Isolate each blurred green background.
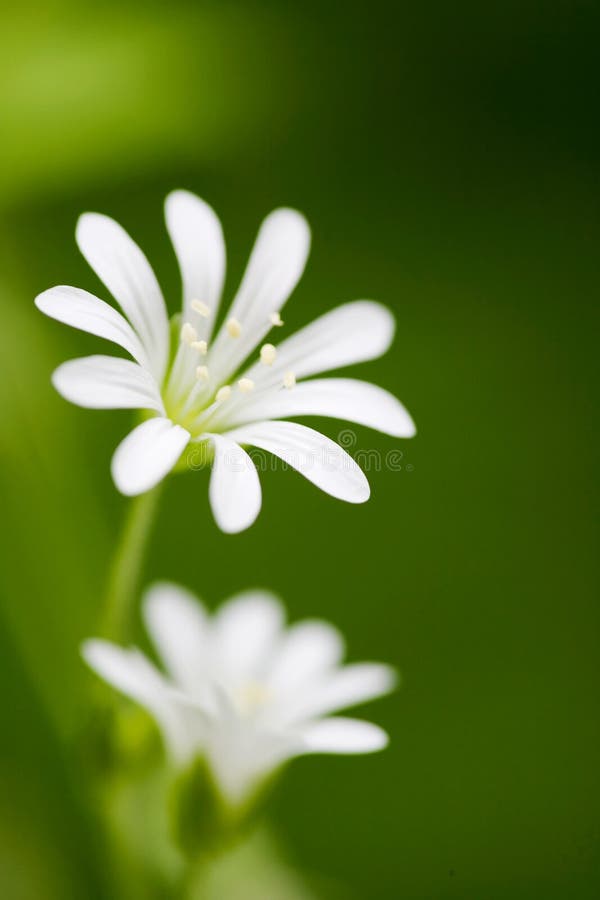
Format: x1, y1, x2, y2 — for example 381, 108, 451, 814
1, 0, 599, 897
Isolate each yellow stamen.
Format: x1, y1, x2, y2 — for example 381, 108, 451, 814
260, 343, 277, 366
180, 322, 197, 345
191, 340, 207, 355
191, 299, 211, 317
226, 317, 242, 338
283, 371, 296, 389
195, 365, 209, 381
269, 311, 284, 327
216, 385, 232, 402
238, 377, 255, 394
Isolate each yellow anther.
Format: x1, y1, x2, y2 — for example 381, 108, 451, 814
195, 365, 209, 381
180, 322, 197, 345
226, 317, 242, 338
283, 371, 296, 389
191, 299, 211, 317
269, 311, 284, 327
216, 385, 232, 402
191, 340, 207, 355
238, 377, 255, 394
260, 343, 277, 366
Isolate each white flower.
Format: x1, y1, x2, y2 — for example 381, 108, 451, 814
36, 191, 415, 532
83, 583, 396, 808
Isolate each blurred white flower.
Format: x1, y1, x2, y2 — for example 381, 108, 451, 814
36, 191, 415, 532
83, 583, 396, 808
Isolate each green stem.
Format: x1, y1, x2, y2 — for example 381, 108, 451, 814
178, 826, 318, 900
101, 484, 164, 641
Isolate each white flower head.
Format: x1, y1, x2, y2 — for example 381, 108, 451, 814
82, 583, 397, 809
36, 191, 415, 532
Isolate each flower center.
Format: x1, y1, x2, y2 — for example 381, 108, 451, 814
233, 680, 272, 716
163, 311, 296, 437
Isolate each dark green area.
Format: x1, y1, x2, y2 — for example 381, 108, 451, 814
0, 1, 598, 897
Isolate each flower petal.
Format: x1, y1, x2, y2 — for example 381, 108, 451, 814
225, 420, 370, 504
207, 208, 310, 384
213, 590, 285, 681
267, 620, 345, 694
165, 190, 226, 342
35, 286, 150, 369
143, 582, 209, 693
299, 717, 389, 754
81, 639, 197, 763
111, 418, 190, 496
205, 433, 262, 533
221, 378, 416, 437
76, 213, 169, 382
242, 300, 395, 389
203, 712, 295, 806
281, 663, 397, 725
52, 355, 164, 412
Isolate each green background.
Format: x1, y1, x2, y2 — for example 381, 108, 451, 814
0, 1, 598, 897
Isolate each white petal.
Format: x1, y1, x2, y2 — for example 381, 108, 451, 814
203, 711, 295, 806
300, 717, 389, 754
111, 418, 190, 496
165, 190, 225, 342
76, 213, 169, 382
35, 286, 149, 369
225, 420, 370, 504
207, 208, 310, 383
267, 620, 345, 694
213, 590, 285, 681
143, 582, 209, 693
205, 433, 262, 533
82, 639, 168, 707
81, 639, 196, 763
51, 355, 164, 412
282, 663, 397, 724
242, 300, 395, 389
222, 378, 416, 437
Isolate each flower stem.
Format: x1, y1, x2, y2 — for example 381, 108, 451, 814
101, 484, 163, 641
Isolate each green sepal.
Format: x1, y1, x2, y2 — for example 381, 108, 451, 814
170, 757, 278, 861
77, 691, 162, 780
